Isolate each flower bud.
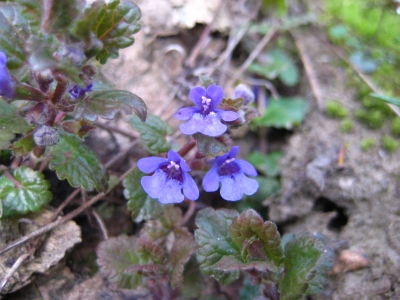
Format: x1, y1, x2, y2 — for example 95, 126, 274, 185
33, 126, 59, 147
233, 84, 255, 105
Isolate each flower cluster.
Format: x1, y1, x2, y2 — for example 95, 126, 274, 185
69, 83, 93, 99
138, 83, 258, 204
0, 51, 15, 99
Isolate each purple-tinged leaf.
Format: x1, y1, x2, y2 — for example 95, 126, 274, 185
127, 114, 172, 155
230, 209, 284, 265
97, 235, 143, 289
42, 0, 85, 34
193, 132, 228, 155
159, 206, 183, 229
49, 132, 109, 192
123, 169, 163, 222
195, 207, 241, 284
136, 233, 167, 264
61, 120, 96, 139
170, 228, 198, 288
124, 264, 166, 276
74, 90, 147, 122
0, 167, 52, 218
278, 233, 334, 300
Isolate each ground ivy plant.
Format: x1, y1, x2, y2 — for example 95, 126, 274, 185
0, 1, 334, 299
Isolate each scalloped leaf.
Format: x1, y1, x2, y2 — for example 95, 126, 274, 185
0, 99, 33, 145
230, 209, 284, 266
97, 235, 143, 289
0, 3, 30, 70
123, 169, 163, 222
159, 205, 182, 229
252, 97, 309, 129
127, 114, 172, 155
170, 229, 198, 288
195, 207, 241, 284
0, 166, 52, 218
49, 132, 109, 192
278, 233, 334, 300
9, 134, 35, 157
193, 133, 227, 155
74, 90, 147, 123
71, 0, 137, 65
248, 151, 283, 177
41, 0, 85, 34
136, 233, 167, 264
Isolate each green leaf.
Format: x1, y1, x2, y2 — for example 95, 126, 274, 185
91, 0, 141, 64
278, 233, 334, 300
193, 133, 228, 155
26, 34, 59, 72
0, 166, 52, 218
181, 255, 205, 298
248, 151, 283, 177
123, 169, 163, 222
252, 97, 309, 129
9, 134, 35, 157
261, 0, 287, 16
195, 208, 241, 284
74, 90, 147, 123
49, 132, 109, 192
0, 99, 33, 135
370, 93, 400, 107
127, 114, 172, 155
170, 228, 198, 288
135, 233, 167, 264
230, 209, 284, 266
97, 235, 143, 289
41, 0, 85, 34
0, 3, 29, 70
0, 131, 14, 149
199, 75, 215, 88
239, 276, 261, 300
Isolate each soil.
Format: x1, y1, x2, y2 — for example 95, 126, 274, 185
2, 0, 400, 299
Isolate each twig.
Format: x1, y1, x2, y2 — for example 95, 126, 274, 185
0, 253, 30, 291
186, 0, 225, 67
96, 122, 139, 140
227, 24, 280, 87
291, 30, 325, 111
92, 210, 109, 240
180, 200, 196, 226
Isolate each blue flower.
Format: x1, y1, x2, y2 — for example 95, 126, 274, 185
137, 150, 199, 204
233, 84, 255, 105
202, 146, 258, 201
69, 83, 93, 99
0, 51, 15, 98
174, 84, 239, 137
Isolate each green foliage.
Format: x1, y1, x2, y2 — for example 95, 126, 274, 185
49, 132, 109, 192
193, 133, 227, 155
239, 276, 261, 300
0, 166, 52, 218
371, 93, 400, 107
253, 97, 309, 129
74, 90, 147, 123
248, 151, 283, 177
391, 118, 400, 135
123, 169, 163, 222
381, 135, 398, 153
355, 109, 384, 129
261, 0, 287, 16
278, 233, 334, 300
10, 135, 35, 157
0, 99, 33, 136
127, 114, 172, 155
360, 137, 375, 152
325, 100, 348, 119
340, 119, 353, 133
248, 49, 299, 86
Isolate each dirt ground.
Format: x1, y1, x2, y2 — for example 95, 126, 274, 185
3, 0, 400, 299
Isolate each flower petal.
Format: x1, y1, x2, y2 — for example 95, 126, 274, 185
180, 112, 227, 136
179, 158, 191, 172
174, 107, 197, 120
220, 176, 243, 201
159, 179, 185, 204
207, 85, 224, 109
137, 157, 167, 173
167, 150, 181, 162
235, 172, 259, 196
189, 86, 207, 106
216, 109, 239, 122
202, 165, 220, 192
141, 170, 166, 198
236, 159, 257, 176
229, 146, 239, 158
183, 172, 199, 200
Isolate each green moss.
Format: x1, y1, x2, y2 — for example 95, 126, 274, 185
381, 135, 398, 153
325, 100, 348, 119
356, 109, 385, 129
360, 137, 375, 152
340, 119, 353, 133
391, 118, 400, 135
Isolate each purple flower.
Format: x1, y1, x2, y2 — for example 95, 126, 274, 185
202, 146, 258, 201
174, 84, 239, 137
69, 83, 93, 99
233, 84, 255, 105
137, 150, 199, 204
0, 51, 15, 98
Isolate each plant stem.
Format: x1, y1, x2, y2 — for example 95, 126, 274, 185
178, 139, 197, 158
50, 79, 69, 106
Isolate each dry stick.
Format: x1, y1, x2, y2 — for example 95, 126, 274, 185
186, 0, 225, 68
227, 24, 279, 87
96, 122, 139, 140
92, 210, 109, 240
291, 30, 325, 111
0, 253, 30, 290
0, 163, 137, 255
180, 200, 196, 226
